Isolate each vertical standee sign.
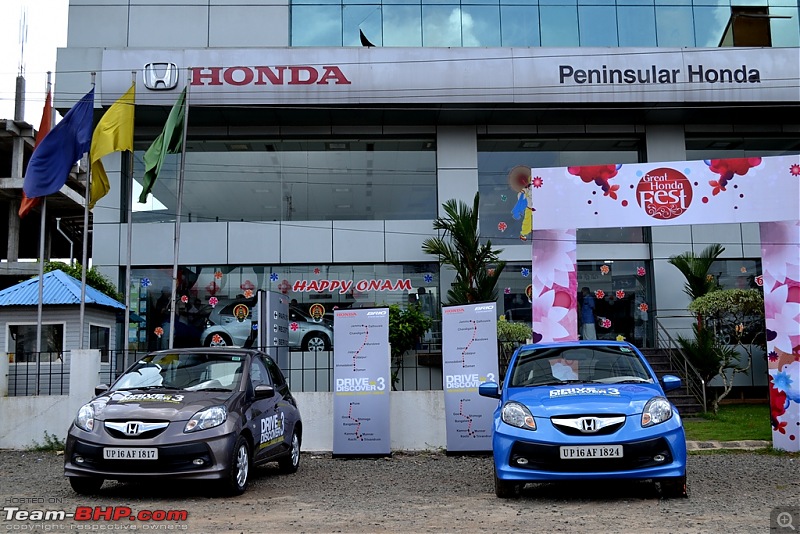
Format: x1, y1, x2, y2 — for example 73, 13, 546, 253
442, 303, 500, 453
257, 291, 289, 372
332, 307, 391, 456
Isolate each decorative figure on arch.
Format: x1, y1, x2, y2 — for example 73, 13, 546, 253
508, 165, 535, 241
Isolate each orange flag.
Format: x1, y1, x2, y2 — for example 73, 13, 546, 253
19, 90, 53, 218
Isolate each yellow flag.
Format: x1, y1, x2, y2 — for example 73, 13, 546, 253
89, 83, 135, 208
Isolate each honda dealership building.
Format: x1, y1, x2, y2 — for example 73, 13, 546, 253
54, 1, 799, 387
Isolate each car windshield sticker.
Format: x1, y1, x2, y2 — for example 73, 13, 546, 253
620, 347, 632, 352
259, 412, 286, 450
116, 393, 185, 403
232, 356, 241, 361
550, 387, 621, 397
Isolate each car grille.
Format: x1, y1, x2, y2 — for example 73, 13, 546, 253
71, 441, 213, 472
104, 421, 170, 440
550, 415, 626, 436
509, 437, 673, 473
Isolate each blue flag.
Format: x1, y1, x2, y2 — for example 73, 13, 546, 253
23, 88, 95, 199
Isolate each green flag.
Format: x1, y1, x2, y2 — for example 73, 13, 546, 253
138, 87, 187, 203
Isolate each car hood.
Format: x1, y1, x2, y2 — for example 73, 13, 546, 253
505, 383, 665, 417
89, 389, 234, 421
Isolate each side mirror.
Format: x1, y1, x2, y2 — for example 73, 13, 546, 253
94, 384, 109, 396
478, 381, 501, 399
661, 375, 682, 392
254, 384, 275, 400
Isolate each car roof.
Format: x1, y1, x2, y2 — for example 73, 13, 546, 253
147, 347, 259, 357
517, 340, 636, 351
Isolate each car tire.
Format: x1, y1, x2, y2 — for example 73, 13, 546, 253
221, 435, 251, 496
204, 332, 232, 347
277, 430, 301, 474
69, 476, 104, 495
494, 467, 520, 499
660, 474, 688, 498
303, 333, 330, 352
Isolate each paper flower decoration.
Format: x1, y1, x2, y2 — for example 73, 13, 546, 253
498, 222, 508, 232
180, 295, 188, 303
141, 278, 151, 288
600, 265, 610, 275
209, 297, 219, 307
424, 274, 433, 283
616, 290, 625, 299
154, 327, 164, 338
270, 272, 279, 282
244, 289, 254, 298
214, 271, 223, 280
638, 303, 649, 312
595, 289, 605, 299
600, 318, 612, 329
637, 267, 646, 276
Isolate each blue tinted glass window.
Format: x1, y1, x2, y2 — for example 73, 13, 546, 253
618, 6, 657, 45
384, 4, 423, 45
693, 6, 730, 46
540, 6, 579, 45
578, 6, 619, 46
344, 5, 383, 45
770, 7, 800, 46
462, 6, 502, 45
422, 5, 464, 45
500, 6, 541, 45
292, 6, 343, 45
655, 6, 696, 46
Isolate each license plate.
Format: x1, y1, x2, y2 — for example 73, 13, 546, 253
103, 447, 158, 460
559, 445, 623, 459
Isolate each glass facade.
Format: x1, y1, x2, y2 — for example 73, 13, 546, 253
477, 137, 645, 247
130, 263, 440, 352
131, 139, 437, 224
291, 0, 800, 47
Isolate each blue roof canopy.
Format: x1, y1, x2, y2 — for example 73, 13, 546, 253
0, 270, 125, 310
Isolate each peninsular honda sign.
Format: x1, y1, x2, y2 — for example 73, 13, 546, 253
99, 47, 799, 106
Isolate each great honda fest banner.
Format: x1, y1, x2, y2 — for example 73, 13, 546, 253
332, 307, 391, 456
441, 303, 500, 453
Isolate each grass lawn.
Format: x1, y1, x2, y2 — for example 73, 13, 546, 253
683, 403, 772, 442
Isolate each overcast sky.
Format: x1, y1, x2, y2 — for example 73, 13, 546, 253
0, 0, 68, 125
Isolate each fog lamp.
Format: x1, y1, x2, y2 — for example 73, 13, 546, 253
193, 458, 205, 465
516, 457, 529, 466
653, 454, 666, 462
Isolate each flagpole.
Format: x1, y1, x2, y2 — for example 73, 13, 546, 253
168, 74, 190, 349
123, 71, 136, 360
34, 73, 53, 395
79, 72, 97, 349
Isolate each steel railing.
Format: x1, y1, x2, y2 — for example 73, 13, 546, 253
654, 317, 707, 412
6, 351, 69, 396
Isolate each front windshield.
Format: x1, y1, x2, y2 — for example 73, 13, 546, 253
509, 345, 652, 387
111, 352, 245, 392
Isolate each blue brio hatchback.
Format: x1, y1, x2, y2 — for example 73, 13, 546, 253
479, 340, 687, 498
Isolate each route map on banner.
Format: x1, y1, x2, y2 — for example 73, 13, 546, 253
332, 308, 391, 456
441, 303, 500, 452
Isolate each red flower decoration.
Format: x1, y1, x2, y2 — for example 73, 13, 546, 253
290, 322, 299, 331
740, 266, 747, 273
709, 179, 725, 196
603, 183, 620, 200
278, 280, 291, 294
637, 266, 646, 276
601, 318, 612, 329
638, 303, 649, 312
154, 327, 164, 338
600, 265, 610, 275
790, 164, 800, 177
244, 289, 254, 298
209, 297, 219, 307
775, 420, 788, 434
314, 268, 321, 275
180, 295, 188, 304
240, 280, 255, 291
212, 334, 223, 345
755, 275, 764, 287
498, 222, 508, 232
616, 290, 625, 299
595, 289, 605, 299
214, 271, 223, 280
532, 176, 544, 188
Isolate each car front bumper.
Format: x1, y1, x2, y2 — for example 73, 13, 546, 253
64, 425, 237, 482
492, 414, 687, 482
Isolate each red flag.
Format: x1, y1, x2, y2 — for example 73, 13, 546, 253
19, 90, 53, 219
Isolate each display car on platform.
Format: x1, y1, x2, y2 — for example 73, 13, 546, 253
479, 340, 687, 498
64, 348, 302, 496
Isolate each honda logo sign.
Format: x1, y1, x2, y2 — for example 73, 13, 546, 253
580, 418, 597, 433
143, 62, 179, 90
125, 422, 140, 436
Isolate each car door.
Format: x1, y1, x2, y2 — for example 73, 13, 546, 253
262, 355, 298, 454
246, 356, 281, 463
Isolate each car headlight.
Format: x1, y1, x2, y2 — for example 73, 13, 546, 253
642, 396, 673, 427
501, 401, 536, 430
75, 403, 95, 432
184, 406, 227, 433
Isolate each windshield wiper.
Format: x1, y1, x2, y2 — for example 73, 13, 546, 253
116, 385, 181, 391
192, 387, 233, 392
532, 379, 604, 386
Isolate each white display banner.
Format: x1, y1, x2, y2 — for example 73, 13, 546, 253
520, 155, 800, 230
441, 303, 500, 453
99, 47, 800, 106
332, 307, 391, 456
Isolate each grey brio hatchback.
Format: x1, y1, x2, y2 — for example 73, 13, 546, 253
64, 348, 302, 496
